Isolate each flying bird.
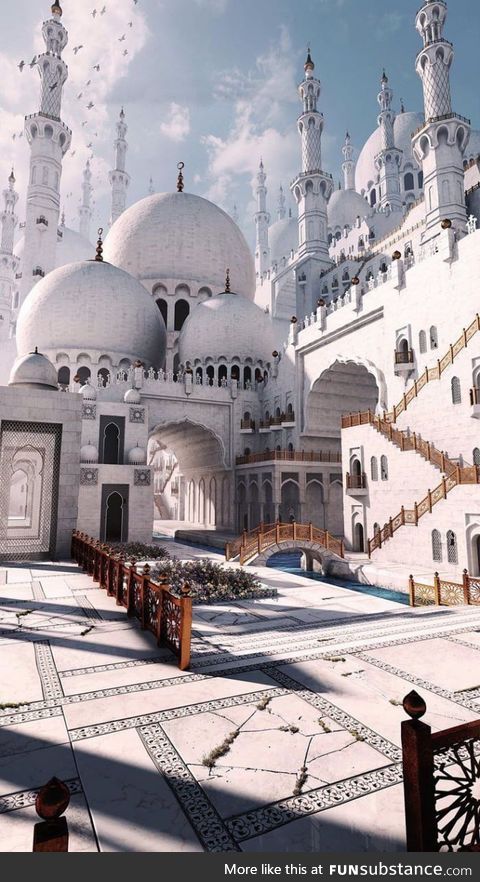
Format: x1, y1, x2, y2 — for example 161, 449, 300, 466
91, 8, 97, 17
127, 21, 133, 27
122, 49, 128, 56
77, 92, 83, 99
29, 56, 37, 67
93, 64, 100, 71
70, 150, 76, 156
81, 121, 88, 127
86, 142, 92, 149
85, 79, 91, 86
73, 45, 84, 54
87, 101, 94, 109
18, 60, 25, 71
100, 5, 106, 13
118, 34, 126, 41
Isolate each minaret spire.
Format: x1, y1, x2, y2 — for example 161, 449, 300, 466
254, 159, 270, 279
342, 132, 355, 191
277, 185, 286, 221
19, 0, 71, 310
79, 159, 93, 240
374, 70, 402, 212
412, 1, 470, 233
109, 107, 130, 226
0, 169, 19, 345
148, 176, 154, 196
290, 47, 333, 316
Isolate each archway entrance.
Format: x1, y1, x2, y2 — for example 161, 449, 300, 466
354, 522, 365, 553
105, 492, 124, 542
475, 535, 480, 577
305, 361, 380, 441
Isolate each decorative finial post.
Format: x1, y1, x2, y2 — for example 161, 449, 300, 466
33, 776, 70, 852
177, 162, 185, 193
95, 227, 104, 262
225, 268, 231, 293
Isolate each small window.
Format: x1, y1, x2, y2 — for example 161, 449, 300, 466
174, 299, 189, 332
432, 529, 442, 562
419, 330, 427, 354
380, 455, 388, 481
370, 456, 378, 481
447, 530, 458, 564
430, 326, 438, 349
451, 376, 462, 405
473, 448, 480, 466
404, 172, 415, 192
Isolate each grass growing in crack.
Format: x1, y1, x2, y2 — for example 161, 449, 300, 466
80, 625, 94, 637
256, 696, 272, 711
202, 730, 239, 769
389, 698, 402, 706
15, 609, 34, 623
323, 656, 346, 663
318, 718, 331, 733
279, 725, 300, 734
349, 728, 365, 742
0, 701, 25, 710
293, 766, 308, 796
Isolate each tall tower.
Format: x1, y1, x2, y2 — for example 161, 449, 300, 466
79, 159, 93, 240
342, 132, 355, 191
254, 160, 270, 278
20, 0, 71, 308
109, 108, 130, 227
0, 170, 19, 341
277, 185, 286, 220
412, 1, 470, 233
290, 50, 333, 316
374, 72, 402, 212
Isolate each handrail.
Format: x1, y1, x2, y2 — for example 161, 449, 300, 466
70, 531, 192, 670
408, 570, 480, 607
235, 449, 342, 466
225, 521, 345, 565
343, 313, 480, 427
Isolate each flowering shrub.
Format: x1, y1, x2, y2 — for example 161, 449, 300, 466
151, 557, 277, 604
110, 541, 170, 560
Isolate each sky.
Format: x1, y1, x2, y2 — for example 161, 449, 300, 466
0, 0, 479, 247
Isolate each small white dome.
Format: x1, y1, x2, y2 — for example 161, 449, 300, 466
268, 217, 298, 265
103, 191, 256, 301
124, 388, 141, 404
16, 260, 167, 367
179, 290, 275, 365
355, 111, 424, 196
79, 380, 97, 400
128, 445, 146, 464
9, 349, 58, 390
80, 444, 98, 463
327, 188, 370, 232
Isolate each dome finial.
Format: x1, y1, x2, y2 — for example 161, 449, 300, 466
381, 68, 388, 84
225, 268, 231, 293
177, 161, 185, 193
304, 46, 314, 73
51, 1, 62, 17
95, 227, 104, 262
400, 96, 405, 113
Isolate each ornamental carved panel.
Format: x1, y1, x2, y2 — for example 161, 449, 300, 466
134, 468, 151, 487
82, 403, 96, 421
80, 467, 98, 486
129, 407, 145, 424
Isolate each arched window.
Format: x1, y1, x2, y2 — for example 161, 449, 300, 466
206, 365, 215, 386
451, 376, 462, 405
404, 172, 415, 192
75, 366, 91, 385
12, 291, 19, 309
430, 326, 438, 349
102, 423, 120, 465
231, 364, 240, 381
418, 171, 424, 189
370, 188, 377, 207
57, 365, 70, 387
173, 353, 180, 377
380, 455, 388, 481
370, 456, 378, 481
156, 299, 167, 327
174, 299, 189, 331
419, 330, 427, 353
447, 530, 458, 564
97, 368, 110, 387
218, 364, 228, 387
243, 365, 252, 388
432, 529, 442, 562
473, 448, 480, 466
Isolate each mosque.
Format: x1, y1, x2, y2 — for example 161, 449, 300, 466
1, 0, 480, 589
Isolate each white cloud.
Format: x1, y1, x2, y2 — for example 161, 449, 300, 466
160, 103, 191, 142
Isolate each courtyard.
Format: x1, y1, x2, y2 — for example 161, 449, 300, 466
1, 537, 480, 852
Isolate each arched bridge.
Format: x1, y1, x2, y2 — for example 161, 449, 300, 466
225, 522, 345, 567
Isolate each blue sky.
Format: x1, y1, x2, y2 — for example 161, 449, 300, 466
0, 0, 478, 244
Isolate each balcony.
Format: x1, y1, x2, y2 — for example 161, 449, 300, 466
240, 418, 256, 434
36, 216, 48, 229
32, 267, 45, 278
258, 420, 271, 434
470, 387, 480, 419
270, 416, 283, 431
394, 347, 415, 375
282, 410, 296, 428
346, 472, 368, 497
236, 449, 343, 466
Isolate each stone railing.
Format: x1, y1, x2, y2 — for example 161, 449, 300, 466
226, 521, 344, 566
235, 449, 341, 466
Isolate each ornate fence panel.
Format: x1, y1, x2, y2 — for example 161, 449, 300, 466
409, 571, 480, 607
70, 532, 192, 670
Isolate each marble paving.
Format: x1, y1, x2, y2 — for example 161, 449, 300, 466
1, 542, 480, 852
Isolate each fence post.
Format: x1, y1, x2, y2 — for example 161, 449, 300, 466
414, 502, 418, 526
32, 777, 70, 853
309, 522, 313, 541
225, 543, 230, 562
434, 571, 441, 605
139, 564, 150, 630
179, 584, 192, 671
257, 532, 262, 554
126, 560, 137, 617
408, 574, 415, 606
401, 506, 405, 526
463, 569, 471, 605
428, 489, 432, 514
401, 692, 437, 852
292, 520, 297, 540
275, 522, 280, 543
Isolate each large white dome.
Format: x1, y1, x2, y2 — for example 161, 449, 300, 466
355, 111, 424, 196
14, 226, 93, 269
179, 291, 275, 364
103, 191, 256, 300
16, 260, 166, 366
328, 188, 370, 232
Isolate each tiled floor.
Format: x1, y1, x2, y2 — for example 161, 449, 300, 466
1, 543, 480, 852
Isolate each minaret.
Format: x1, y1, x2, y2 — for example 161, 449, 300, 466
290, 50, 333, 316
412, 1, 470, 233
20, 1, 71, 308
109, 108, 130, 227
232, 203, 239, 224
277, 185, 286, 220
374, 72, 402, 212
148, 176, 155, 196
342, 132, 355, 191
254, 159, 270, 278
79, 159, 93, 240
0, 170, 19, 341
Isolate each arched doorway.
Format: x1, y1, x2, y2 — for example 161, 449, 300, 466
305, 480, 325, 528
102, 422, 120, 464
306, 361, 380, 440
354, 522, 365, 552
75, 366, 91, 385
105, 492, 124, 541
280, 480, 300, 523
475, 536, 480, 577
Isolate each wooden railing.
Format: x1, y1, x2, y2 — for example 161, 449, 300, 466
235, 449, 342, 466
71, 531, 192, 670
346, 472, 367, 490
402, 690, 480, 851
342, 313, 480, 427
240, 418, 255, 430
394, 348, 414, 365
225, 522, 345, 566
408, 570, 480, 607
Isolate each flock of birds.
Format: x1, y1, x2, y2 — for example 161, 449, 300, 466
11, 1, 142, 225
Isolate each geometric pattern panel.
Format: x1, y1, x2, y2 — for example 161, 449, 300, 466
129, 407, 145, 424
80, 467, 98, 486
134, 468, 151, 487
